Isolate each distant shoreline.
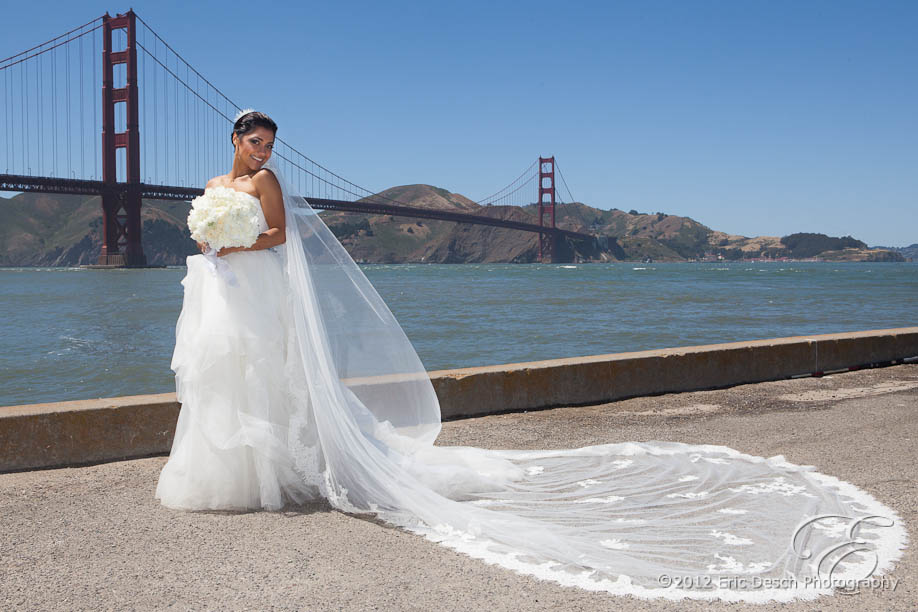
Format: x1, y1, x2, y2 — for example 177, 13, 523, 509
1, 259, 914, 270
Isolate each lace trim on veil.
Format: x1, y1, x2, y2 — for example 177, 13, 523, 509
262, 157, 907, 603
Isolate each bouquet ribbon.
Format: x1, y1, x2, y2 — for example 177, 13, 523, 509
201, 247, 240, 287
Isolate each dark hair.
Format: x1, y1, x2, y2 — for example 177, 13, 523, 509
232, 111, 278, 147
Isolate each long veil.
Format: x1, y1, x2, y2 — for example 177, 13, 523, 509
264, 156, 906, 603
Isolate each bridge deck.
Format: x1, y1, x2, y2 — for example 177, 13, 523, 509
0, 174, 594, 240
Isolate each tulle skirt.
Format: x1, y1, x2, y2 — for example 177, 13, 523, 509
155, 249, 317, 511
152, 158, 907, 602
153, 242, 907, 603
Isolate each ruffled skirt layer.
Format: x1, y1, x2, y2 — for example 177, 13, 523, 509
155, 249, 318, 511
153, 249, 907, 603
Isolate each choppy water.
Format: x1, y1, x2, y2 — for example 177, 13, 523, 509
1, 262, 915, 406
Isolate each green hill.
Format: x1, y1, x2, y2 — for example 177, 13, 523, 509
0, 192, 198, 266
0, 189, 904, 264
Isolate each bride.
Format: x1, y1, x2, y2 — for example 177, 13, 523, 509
156, 110, 905, 602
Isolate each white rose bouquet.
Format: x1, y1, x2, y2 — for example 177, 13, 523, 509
187, 186, 261, 286
187, 186, 261, 252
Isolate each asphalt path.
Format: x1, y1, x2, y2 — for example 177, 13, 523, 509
2, 364, 916, 611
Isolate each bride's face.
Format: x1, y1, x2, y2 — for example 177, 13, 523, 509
233, 126, 275, 171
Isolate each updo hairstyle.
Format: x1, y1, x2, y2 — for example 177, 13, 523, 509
231, 111, 278, 147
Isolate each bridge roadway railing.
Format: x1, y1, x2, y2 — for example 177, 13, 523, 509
1, 174, 593, 241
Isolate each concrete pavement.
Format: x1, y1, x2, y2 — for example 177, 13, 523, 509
1, 364, 916, 611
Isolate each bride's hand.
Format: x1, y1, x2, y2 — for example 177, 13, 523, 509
197, 241, 207, 253
217, 246, 243, 257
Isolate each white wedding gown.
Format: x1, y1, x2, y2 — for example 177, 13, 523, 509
156, 191, 318, 510
156, 168, 906, 603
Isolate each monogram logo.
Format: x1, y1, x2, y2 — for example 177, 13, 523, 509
792, 514, 896, 594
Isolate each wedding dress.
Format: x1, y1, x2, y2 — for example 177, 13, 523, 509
156, 158, 906, 603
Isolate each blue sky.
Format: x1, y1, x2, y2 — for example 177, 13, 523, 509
5, 0, 917, 246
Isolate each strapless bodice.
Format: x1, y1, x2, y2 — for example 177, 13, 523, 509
236, 191, 269, 233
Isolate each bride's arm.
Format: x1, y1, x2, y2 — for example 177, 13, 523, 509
218, 169, 286, 256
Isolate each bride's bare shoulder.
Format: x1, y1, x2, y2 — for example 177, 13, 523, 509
252, 168, 282, 198
205, 174, 229, 189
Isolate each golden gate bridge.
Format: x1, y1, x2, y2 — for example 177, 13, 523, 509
1, 10, 614, 265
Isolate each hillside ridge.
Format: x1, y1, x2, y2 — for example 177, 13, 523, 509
0, 186, 906, 265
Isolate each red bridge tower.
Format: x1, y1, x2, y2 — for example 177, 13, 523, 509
97, 10, 146, 266
538, 156, 556, 262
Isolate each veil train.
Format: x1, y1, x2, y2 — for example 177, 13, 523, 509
265, 156, 906, 603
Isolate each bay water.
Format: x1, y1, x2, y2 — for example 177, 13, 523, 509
1, 262, 915, 407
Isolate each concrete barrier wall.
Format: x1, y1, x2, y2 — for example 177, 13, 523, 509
431, 327, 918, 419
0, 394, 179, 473
2, 327, 916, 472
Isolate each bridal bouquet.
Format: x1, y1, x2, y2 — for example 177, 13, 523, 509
187, 186, 261, 252
187, 186, 261, 286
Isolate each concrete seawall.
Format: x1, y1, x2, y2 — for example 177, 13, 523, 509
2, 327, 916, 473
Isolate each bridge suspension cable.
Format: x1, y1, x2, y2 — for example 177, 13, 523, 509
1, 11, 595, 266
1, 17, 103, 178
555, 160, 576, 204
2, 12, 562, 215
0, 17, 103, 68
474, 159, 538, 206
134, 13, 414, 205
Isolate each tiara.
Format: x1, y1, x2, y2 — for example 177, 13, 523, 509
234, 108, 257, 122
